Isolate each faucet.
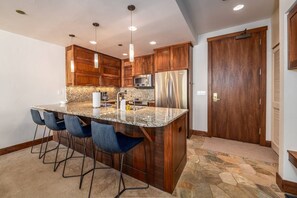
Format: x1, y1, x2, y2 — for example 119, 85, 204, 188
117, 90, 127, 110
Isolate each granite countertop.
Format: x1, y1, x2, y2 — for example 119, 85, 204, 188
33, 102, 188, 128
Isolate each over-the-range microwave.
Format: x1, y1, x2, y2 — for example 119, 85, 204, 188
134, 74, 154, 88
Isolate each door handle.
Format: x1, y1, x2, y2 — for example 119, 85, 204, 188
213, 93, 221, 102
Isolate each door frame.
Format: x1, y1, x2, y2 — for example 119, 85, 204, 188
207, 26, 267, 146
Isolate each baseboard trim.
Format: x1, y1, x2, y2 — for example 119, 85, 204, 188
191, 130, 208, 137
276, 172, 297, 195
265, 141, 272, 147
0, 136, 53, 156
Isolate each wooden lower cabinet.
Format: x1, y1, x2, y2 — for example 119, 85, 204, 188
53, 113, 187, 193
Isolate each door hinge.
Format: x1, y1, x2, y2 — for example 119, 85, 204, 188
259, 68, 262, 75
259, 128, 261, 135
259, 38, 262, 45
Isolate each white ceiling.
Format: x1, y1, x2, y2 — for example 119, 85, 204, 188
0, 0, 277, 59
179, 0, 278, 35
0, 0, 195, 58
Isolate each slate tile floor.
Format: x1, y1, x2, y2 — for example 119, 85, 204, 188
0, 136, 283, 197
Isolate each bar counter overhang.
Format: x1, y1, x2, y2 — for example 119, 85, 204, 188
33, 102, 188, 193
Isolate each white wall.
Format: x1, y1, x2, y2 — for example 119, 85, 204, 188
192, 19, 272, 141
0, 29, 65, 149
279, 0, 297, 183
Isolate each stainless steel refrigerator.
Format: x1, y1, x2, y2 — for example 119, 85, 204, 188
155, 70, 188, 109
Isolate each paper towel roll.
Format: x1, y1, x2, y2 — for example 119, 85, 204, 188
92, 92, 101, 108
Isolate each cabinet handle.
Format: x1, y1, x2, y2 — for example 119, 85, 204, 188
179, 126, 182, 133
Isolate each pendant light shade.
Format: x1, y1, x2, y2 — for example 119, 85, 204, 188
69, 34, 75, 73
94, 53, 98, 68
70, 60, 75, 72
129, 43, 134, 62
128, 5, 136, 62
93, 22, 99, 68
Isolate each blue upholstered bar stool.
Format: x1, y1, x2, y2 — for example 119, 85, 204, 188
89, 121, 149, 198
43, 111, 72, 171
62, 115, 93, 189
30, 109, 47, 159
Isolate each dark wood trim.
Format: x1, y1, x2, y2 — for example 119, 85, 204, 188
288, 150, 297, 169
276, 172, 297, 195
259, 29, 267, 146
207, 26, 267, 146
272, 43, 280, 50
191, 130, 208, 137
71, 44, 121, 60
0, 136, 53, 156
265, 141, 271, 147
207, 26, 268, 42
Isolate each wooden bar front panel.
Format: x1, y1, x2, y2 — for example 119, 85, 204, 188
53, 114, 187, 193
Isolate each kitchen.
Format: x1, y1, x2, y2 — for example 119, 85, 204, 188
0, 0, 297, 197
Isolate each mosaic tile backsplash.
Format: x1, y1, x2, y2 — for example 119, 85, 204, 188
66, 86, 119, 102
66, 86, 155, 102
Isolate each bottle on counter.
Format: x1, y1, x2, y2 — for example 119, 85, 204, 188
120, 98, 126, 111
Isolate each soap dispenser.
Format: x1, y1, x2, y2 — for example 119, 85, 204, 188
120, 97, 126, 111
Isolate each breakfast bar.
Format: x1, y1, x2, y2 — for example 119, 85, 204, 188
33, 102, 188, 193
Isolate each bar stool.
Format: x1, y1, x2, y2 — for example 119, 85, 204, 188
43, 111, 72, 171
89, 121, 149, 198
62, 115, 94, 189
30, 109, 47, 159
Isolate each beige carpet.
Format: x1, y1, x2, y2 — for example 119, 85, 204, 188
201, 137, 278, 163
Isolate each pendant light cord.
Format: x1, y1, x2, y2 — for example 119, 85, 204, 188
95, 26, 97, 52
130, 10, 133, 44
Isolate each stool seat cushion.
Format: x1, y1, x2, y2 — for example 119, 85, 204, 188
116, 132, 144, 153
81, 125, 92, 138
44, 111, 65, 131
64, 115, 92, 138
56, 121, 66, 131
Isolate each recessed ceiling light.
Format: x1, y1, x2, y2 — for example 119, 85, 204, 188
89, 40, 97, 45
16, 10, 26, 15
233, 4, 244, 11
123, 53, 128, 56
128, 26, 137, 31
150, 41, 157, 45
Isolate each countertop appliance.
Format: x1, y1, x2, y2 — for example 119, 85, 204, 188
101, 92, 109, 101
155, 70, 188, 109
134, 74, 153, 88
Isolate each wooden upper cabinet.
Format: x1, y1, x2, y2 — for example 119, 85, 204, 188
154, 43, 192, 72
65, 45, 121, 87
154, 47, 171, 72
121, 59, 134, 87
288, 3, 297, 70
133, 54, 154, 76
171, 44, 189, 70
134, 57, 143, 76
74, 46, 99, 74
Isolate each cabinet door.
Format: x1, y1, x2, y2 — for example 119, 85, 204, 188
74, 46, 99, 74
288, 3, 297, 69
75, 73, 100, 86
171, 44, 189, 70
154, 47, 170, 72
101, 65, 121, 77
142, 55, 154, 74
101, 55, 121, 67
134, 57, 143, 76
123, 78, 133, 87
101, 76, 121, 87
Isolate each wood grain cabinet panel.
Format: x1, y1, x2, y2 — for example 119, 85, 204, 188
121, 59, 134, 87
154, 47, 171, 72
288, 3, 297, 70
171, 44, 189, 70
134, 55, 154, 76
65, 45, 121, 87
134, 57, 143, 76
154, 43, 191, 72
75, 73, 100, 86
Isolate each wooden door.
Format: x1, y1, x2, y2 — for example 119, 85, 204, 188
208, 27, 267, 144
171, 44, 189, 70
154, 47, 171, 72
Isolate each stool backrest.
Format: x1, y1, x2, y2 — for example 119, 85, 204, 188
91, 121, 122, 153
64, 115, 84, 137
30, 109, 44, 125
43, 112, 61, 131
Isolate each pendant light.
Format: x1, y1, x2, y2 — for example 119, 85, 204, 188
69, 34, 75, 73
128, 5, 135, 62
93, 22, 99, 68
